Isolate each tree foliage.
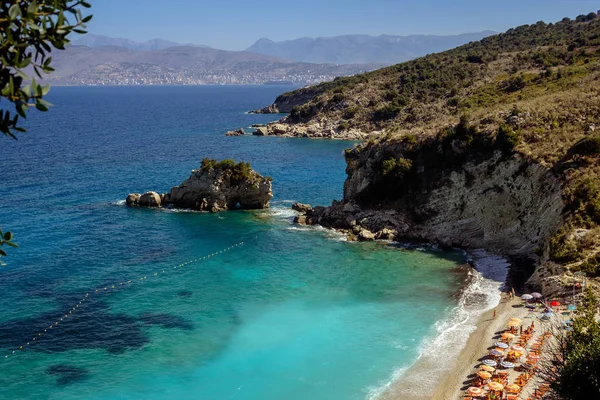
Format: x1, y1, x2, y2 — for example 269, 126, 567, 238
0, 0, 91, 139
547, 288, 600, 399
0, 0, 91, 263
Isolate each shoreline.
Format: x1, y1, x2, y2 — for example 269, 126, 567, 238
370, 250, 511, 400
430, 294, 518, 400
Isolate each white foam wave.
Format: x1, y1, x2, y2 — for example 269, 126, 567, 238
111, 200, 126, 206
366, 250, 509, 399
264, 206, 297, 219
285, 226, 311, 232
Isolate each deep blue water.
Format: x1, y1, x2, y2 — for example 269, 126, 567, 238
0, 86, 465, 399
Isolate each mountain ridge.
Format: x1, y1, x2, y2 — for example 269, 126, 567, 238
71, 33, 210, 51
245, 31, 496, 64
41, 45, 383, 85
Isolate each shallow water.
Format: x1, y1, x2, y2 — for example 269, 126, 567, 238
0, 86, 468, 399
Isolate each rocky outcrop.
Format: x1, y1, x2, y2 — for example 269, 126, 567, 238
292, 202, 312, 213
248, 104, 280, 114
139, 191, 162, 207
295, 137, 564, 259
254, 119, 372, 140
126, 159, 273, 212
253, 127, 268, 136
248, 85, 321, 114
225, 128, 245, 136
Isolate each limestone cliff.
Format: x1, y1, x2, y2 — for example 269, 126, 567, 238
127, 159, 272, 212
305, 145, 563, 257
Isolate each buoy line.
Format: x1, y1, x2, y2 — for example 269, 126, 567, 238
3, 241, 245, 360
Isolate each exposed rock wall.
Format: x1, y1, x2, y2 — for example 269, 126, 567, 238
302, 145, 564, 257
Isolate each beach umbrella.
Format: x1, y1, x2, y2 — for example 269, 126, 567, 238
495, 341, 509, 349
477, 371, 492, 379
567, 304, 577, 311
550, 301, 561, 307
512, 345, 525, 352
521, 294, 533, 300
506, 384, 521, 393
490, 349, 503, 356
501, 332, 515, 340
479, 365, 495, 372
482, 359, 498, 367
488, 382, 504, 391
500, 361, 515, 369
507, 320, 520, 327
467, 387, 484, 397
532, 292, 543, 299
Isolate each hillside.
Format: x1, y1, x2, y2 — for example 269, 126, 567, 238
42, 45, 382, 85
246, 32, 495, 64
259, 13, 600, 294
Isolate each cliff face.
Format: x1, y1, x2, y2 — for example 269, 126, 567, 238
336, 145, 563, 256
127, 159, 273, 212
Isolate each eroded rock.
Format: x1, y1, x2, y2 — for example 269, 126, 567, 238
126, 159, 273, 212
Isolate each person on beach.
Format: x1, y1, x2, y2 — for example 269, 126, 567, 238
493, 309, 496, 318
520, 326, 523, 335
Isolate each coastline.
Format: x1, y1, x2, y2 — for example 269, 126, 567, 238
430, 294, 519, 400
369, 250, 511, 400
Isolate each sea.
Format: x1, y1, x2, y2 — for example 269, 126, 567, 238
0, 86, 505, 400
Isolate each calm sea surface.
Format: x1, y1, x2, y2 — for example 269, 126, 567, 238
0, 86, 466, 399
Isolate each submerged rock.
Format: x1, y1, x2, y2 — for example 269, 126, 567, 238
126, 159, 273, 212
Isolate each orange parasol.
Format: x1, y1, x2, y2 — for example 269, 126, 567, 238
502, 332, 516, 340
467, 387, 484, 396
512, 345, 525, 352
506, 384, 521, 393
507, 320, 520, 327
477, 371, 492, 379
488, 382, 504, 391
509, 317, 522, 323
508, 350, 523, 358
479, 365, 495, 372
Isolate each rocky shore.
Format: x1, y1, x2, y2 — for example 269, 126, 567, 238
126, 159, 272, 212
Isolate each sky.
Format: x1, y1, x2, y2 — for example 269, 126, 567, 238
85, 0, 600, 50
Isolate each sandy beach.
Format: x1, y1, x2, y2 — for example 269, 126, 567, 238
430, 294, 524, 400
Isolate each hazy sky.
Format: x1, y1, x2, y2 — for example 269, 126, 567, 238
86, 0, 600, 50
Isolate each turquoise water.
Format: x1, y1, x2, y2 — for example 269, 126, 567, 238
0, 86, 466, 399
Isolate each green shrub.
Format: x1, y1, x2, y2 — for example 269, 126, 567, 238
373, 104, 402, 121
549, 227, 580, 263
200, 158, 254, 181
339, 121, 350, 131
551, 288, 600, 398
568, 136, 600, 156
381, 157, 413, 177
496, 124, 522, 151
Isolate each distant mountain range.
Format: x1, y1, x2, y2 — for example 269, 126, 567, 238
245, 32, 496, 64
43, 45, 382, 85
53, 31, 496, 85
71, 34, 210, 51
